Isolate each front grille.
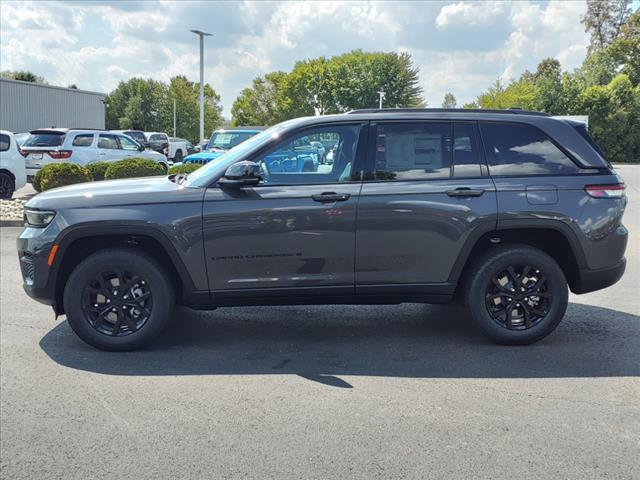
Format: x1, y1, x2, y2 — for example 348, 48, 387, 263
20, 252, 35, 284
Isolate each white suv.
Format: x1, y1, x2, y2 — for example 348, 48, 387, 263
0, 130, 27, 199
21, 129, 169, 180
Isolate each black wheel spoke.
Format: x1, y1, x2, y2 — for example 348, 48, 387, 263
123, 314, 139, 332
522, 304, 532, 328
111, 309, 123, 336
507, 266, 521, 289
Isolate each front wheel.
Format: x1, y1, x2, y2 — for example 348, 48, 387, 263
173, 149, 183, 163
464, 245, 568, 345
63, 248, 175, 351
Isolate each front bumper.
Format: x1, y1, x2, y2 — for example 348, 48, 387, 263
572, 258, 626, 294
17, 225, 59, 309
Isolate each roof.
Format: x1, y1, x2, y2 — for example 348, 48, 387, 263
347, 108, 550, 116
0, 78, 106, 97
216, 126, 265, 132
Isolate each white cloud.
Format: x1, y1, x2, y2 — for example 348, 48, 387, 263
435, 1, 505, 28
0, 0, 591, 116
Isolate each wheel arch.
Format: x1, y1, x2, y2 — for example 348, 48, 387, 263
450, 220, 587, 294
51, 224, 197, 314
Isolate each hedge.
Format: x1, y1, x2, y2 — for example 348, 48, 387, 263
35, 163, 92, 192
104, 157, 166, 180
168, 163, 202, 175
86, 162, 111, 181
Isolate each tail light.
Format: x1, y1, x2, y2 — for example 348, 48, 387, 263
585, 184, 626, 198
47, 150, 73, 160
18, 148, 27, 158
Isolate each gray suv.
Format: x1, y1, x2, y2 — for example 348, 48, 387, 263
17, 109, 628, 350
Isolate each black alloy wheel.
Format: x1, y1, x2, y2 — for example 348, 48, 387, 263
81, 269, 153, 337
485, 265, 552, 330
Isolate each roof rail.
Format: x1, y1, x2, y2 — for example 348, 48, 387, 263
346, 108, 550, 116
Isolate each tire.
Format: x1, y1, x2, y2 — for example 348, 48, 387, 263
63, 247, 175, 351
0, 172, 15, 199
173, 149, 183, 164
160, 162, 168, 173
463, 245, 568, 345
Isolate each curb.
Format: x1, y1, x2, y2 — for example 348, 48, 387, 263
0, 219, 24, 227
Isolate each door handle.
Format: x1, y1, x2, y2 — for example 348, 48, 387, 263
311, 192, 351, 202
446, 188, 485, 197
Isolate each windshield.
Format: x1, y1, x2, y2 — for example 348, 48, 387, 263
207, 131, 256, 150
184, 121, 297, 188
24, 132, 65, 147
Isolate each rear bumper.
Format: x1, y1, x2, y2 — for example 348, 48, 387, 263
572, 258, 626, 294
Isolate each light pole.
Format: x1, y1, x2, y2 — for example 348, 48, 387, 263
190, 29, 212, 144
377, 90, 385, 109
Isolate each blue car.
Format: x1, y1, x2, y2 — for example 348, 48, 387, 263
183, 127, 264, 165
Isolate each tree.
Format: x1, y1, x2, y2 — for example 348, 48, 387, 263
533, 58, 564, 114
442, 93, 457, 108
1, 70, 47, 84
608, 10, 640, 85
581, 0, 632, 52
231, 72, 288, 126
230, 50, 424, 126
105, 77, 223, 143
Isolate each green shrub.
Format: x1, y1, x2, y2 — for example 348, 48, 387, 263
37, 163, 92, 192
86, 162, 110, 181
168, 163, 202, 175
104, 157, 166, 180
32, 169, 43, 192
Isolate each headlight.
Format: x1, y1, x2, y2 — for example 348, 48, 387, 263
24, 208, 56, 227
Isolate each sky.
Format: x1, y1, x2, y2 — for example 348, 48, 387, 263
1, 0, 595, 117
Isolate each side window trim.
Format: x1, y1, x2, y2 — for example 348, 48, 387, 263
452, 121, 488, 179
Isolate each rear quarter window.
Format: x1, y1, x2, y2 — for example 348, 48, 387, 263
72, 134, 94, 147
480, 122, 579, 176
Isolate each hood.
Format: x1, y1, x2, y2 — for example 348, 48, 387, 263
26, 176, 198, 211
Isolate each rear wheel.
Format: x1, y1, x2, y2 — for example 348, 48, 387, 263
173, 149, 183, 163
464, 245, 568, 345
63, 248, 174, 351
0, 172, 15, 199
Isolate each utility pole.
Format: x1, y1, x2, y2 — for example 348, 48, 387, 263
173, 99, 176, 137
190, 29, 212, 144
377, 90, 385, 109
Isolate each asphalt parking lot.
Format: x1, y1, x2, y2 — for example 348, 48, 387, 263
1, 166, 639, 479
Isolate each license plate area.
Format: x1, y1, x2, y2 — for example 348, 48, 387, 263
31, 153, 43, 160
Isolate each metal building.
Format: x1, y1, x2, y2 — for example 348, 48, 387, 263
0, 79, 106, 133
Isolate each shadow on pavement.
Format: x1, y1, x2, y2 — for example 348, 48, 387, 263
39, 302, 640, 387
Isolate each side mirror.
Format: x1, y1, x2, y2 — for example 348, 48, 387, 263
219, 161, 261, 188
137, 144, 145, 152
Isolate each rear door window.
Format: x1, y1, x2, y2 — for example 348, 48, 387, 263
0, 134, 9, 151
480, 122, 579, 176
23, 132, 65, 147
98, 134, 120, 149
453, 123, 483, 178
373, 122, 451, 180
72, 134, 94, 147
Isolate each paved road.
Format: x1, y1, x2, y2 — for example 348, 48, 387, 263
1, 166, 639, 479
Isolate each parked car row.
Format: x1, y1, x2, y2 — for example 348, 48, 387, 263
20, 128, 169, 181
0, 125, 263, 198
